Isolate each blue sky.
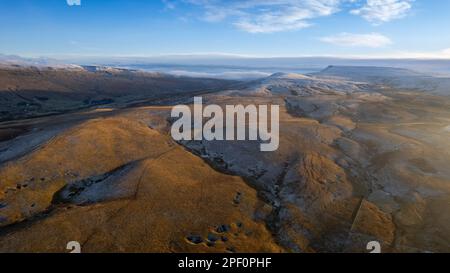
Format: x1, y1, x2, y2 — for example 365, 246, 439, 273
0, 0, 449, 58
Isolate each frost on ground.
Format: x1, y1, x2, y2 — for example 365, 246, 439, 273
0, 66, 449, 253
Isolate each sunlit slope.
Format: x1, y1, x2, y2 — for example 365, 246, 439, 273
180, 78, 450, 252
0, 116, 280, 252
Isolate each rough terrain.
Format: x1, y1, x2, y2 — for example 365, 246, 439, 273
0, 65, 449, 253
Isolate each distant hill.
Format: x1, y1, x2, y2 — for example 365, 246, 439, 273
234, 71, 373, 97
317, 65, 425, 79
0, 65, 235, 121
314, 65, 450, 95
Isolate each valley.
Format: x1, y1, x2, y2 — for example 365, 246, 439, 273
0, 65, 449, 253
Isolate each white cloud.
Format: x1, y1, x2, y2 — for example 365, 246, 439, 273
233, 8, 313, 33
442, 48, 450, 56
183, 0, 349, 33
321, 32, 392, 47
173, 0, 415, 32
350, 0, 413, 24
67, 0, 81, 6
162, 0, 176, 10
385, 48, 450, 59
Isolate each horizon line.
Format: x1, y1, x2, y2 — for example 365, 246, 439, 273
2, 52, 450, 61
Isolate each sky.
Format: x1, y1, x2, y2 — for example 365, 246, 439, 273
0, 0, 449, 58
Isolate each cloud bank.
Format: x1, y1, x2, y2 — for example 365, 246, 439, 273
320, 32, 392, 48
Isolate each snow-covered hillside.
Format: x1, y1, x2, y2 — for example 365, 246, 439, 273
239, 72, 374, 96
314, 66, 450, 95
